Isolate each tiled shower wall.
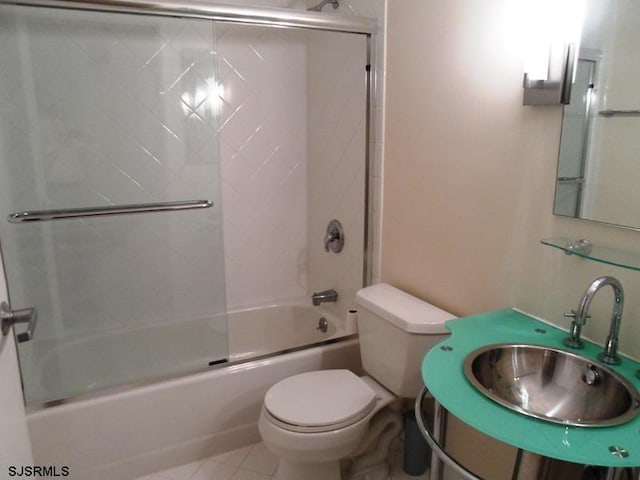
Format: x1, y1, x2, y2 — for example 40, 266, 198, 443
307, 31, 367, 315
216, 0, 387, 309
314, 0, 386, 285
325, 0, 386, 284
218, 24, 370, 311
222, 0, 387, 292
216, 24, 309, 308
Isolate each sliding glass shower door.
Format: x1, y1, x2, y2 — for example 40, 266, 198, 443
0, 5, 228, 404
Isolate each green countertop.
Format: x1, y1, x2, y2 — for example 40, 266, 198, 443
422, 309, 640, 467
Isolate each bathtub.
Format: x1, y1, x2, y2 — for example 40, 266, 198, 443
26, 303, 362, 480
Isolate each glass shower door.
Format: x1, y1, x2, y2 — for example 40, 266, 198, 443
0, 5, 228, 404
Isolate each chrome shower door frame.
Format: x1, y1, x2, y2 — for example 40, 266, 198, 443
0, 0, 377, 404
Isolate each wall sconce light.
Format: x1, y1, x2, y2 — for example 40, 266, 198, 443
522, 0, 585, 105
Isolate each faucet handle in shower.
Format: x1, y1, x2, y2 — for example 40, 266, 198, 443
324, 219, 344, 253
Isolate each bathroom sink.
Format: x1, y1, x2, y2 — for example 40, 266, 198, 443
464, 344, 640, 427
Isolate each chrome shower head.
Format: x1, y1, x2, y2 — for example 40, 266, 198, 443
307, 0, 339, 12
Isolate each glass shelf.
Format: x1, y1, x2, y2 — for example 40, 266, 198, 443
541, 237, 640, 272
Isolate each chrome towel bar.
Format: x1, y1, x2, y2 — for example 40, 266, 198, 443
599, 110, 640, 117
557, 176, 584, 184
8, 199, 213, 223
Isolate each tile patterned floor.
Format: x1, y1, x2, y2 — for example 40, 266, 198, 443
135, 440, 430, 480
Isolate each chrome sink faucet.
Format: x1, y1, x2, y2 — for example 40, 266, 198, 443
311, 289, 338, 306
564, 276, 624, 365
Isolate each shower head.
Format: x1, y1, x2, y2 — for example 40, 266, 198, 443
307, 0, 339, 12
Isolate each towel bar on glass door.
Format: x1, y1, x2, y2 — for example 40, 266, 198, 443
557, 176, 584, 184
599, 110, 640, 117
7, 199, 213, 223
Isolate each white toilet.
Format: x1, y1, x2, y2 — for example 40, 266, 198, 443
258, 283, 456, 480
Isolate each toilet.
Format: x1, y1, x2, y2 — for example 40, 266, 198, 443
258, 283, 456, 480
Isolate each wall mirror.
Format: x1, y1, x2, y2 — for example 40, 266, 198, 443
554, 0, 640, 231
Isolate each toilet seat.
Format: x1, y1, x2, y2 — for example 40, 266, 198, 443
263, 369, 377, 433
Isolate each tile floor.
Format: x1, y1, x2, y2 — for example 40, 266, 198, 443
135, 440, 430, 480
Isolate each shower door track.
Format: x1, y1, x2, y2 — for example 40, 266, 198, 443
0, 0, 377, 34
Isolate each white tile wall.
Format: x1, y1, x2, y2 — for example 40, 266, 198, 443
321, 0, 387, 284
216, 24, 309, 308
215, 0, 388, 309
306, 30, 368, 314
217, 0, 387, 308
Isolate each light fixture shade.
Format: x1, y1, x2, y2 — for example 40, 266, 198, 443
521, 0, 585, 105
523, 42, 576, 105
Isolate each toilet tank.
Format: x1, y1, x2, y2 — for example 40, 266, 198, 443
355, 284, 457, 398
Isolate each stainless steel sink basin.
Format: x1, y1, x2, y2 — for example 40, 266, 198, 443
464, 344, 640, 427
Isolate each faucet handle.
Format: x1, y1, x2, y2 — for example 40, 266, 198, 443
324, 219, 344, 253
564, 310, 590, 324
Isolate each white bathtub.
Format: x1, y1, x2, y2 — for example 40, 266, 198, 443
26, 303, 362, 480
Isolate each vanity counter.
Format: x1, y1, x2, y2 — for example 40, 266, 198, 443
422, 309, 640, 467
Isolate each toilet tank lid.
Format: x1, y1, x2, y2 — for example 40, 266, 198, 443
355, 284, 456, 334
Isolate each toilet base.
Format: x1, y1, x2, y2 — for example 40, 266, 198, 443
261, 375, 399, 480
276, 459, 341, 480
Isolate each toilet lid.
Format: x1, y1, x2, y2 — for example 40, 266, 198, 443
264, 370, 377, 428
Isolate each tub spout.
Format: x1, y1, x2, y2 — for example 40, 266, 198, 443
311, 289, 338, 306
307, 0, 339, 12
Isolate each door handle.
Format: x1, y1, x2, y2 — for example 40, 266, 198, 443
1, 301, 37, 343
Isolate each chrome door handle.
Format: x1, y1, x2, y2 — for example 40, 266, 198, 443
1, 301, 37, 343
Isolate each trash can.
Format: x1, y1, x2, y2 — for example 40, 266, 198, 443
403, 409, 430, 476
